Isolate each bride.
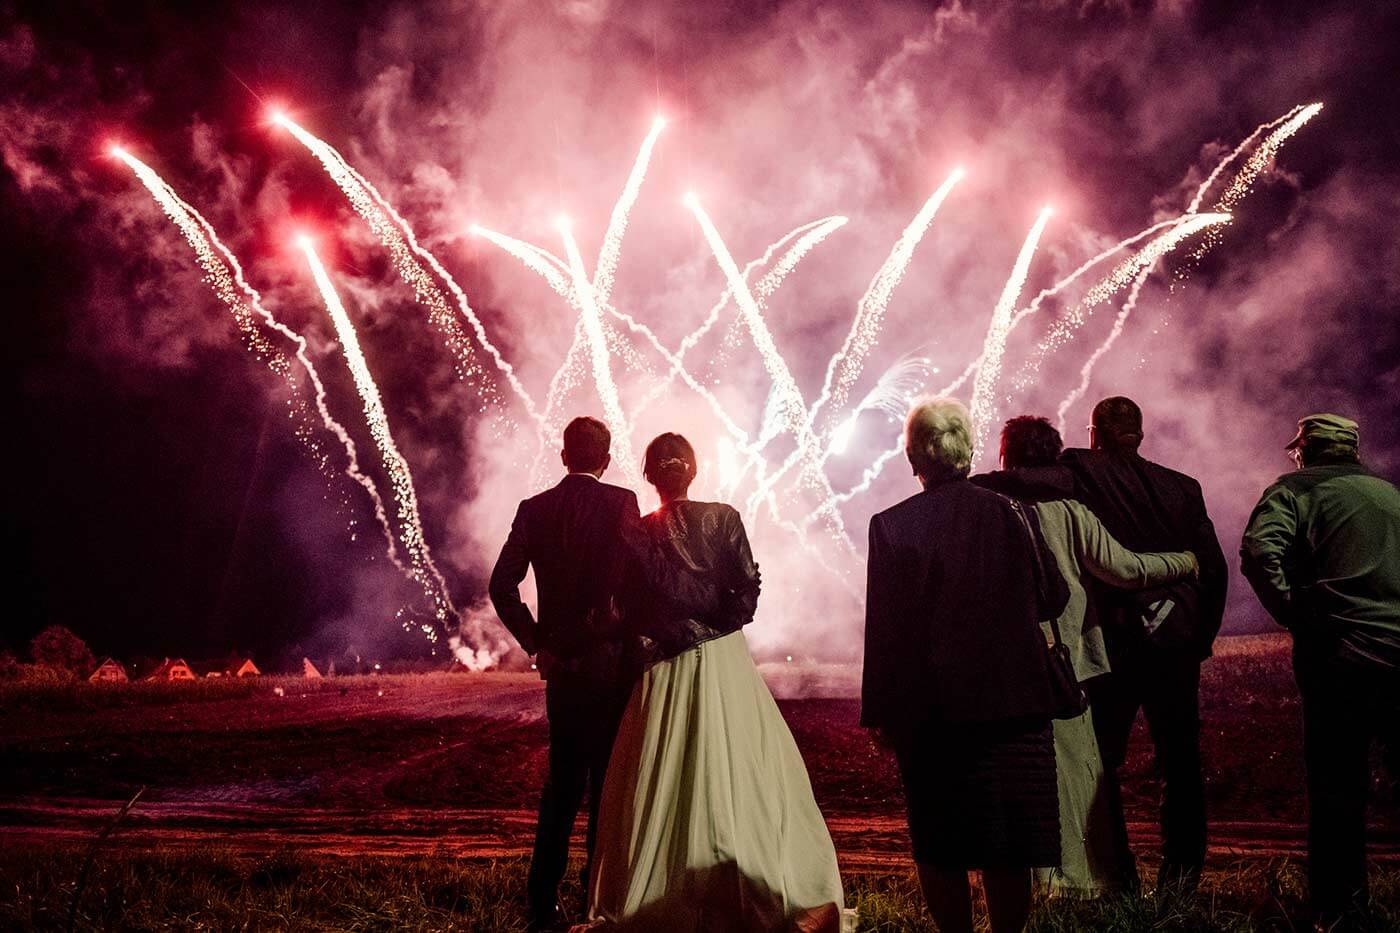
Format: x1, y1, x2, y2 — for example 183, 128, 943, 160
580, 432, 846, 931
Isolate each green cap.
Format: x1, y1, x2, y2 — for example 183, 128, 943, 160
1285, 413, 1359, 451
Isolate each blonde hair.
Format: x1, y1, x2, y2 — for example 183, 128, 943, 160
905, 398, 974, 480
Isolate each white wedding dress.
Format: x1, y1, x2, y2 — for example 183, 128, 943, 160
584, 629, 846, 931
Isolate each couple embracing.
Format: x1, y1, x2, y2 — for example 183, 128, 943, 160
490, 416, 846, 932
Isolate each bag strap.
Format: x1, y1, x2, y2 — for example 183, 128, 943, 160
1007, 497, 1066, 650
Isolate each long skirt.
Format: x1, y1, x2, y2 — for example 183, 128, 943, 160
585, 631, 845, 931
1035, 705, 1130, 897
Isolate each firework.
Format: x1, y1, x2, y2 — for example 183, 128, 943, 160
273, 114, 530, 424
113, 148, 403, 570
559, 220, 640, 486
299, 236, 455, 635
812, 167, 965, 429
968, 207, 1054, 465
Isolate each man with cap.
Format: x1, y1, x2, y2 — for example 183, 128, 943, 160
1242, 413, 1400, 929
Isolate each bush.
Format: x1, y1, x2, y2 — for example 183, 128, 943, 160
28, 624, 96, 677
0, 649, 18, 680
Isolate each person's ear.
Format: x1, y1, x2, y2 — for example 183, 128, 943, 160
1088, 425, 1098, 450
560, 448, 569, 470
599, 453, 611, 476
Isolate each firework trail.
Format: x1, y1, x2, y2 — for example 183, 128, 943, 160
594, 117, 666, 304
559, 221, 640, 485
273, 114, 535, 424
1055, 264, 1154, 434
299, 237, 456, 635
113, 148, 403, 569
631, 215, 848, 417
685, 195, 856, 554
1187, 105, 1304, 214
811, 167, 965, 430
1045, 106, 1318, 437
1021, 211, 1230, 386
1214, 103, 1322, 211
537, 120, 671, 446
968, 207, 1054, 465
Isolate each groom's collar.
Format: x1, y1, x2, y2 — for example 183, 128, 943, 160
562, 471, 601, 482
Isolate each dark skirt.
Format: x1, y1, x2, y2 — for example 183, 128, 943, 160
893, 717, 1059, 870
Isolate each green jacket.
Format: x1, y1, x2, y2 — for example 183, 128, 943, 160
1240, 462, 1400, 669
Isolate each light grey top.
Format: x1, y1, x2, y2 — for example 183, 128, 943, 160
1036, 499, 1197, 680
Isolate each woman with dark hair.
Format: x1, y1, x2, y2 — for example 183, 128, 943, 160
581, 433, 845, 931
974, 415, 1199, 899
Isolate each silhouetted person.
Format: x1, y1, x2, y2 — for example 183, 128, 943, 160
863, 399, 1067, 933
1059, 396, 1227, 892
1241, 414, 1400, 929
974, 416, 1198, 897
490, 416, 719, 932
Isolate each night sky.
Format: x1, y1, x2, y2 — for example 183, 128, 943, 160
4, 0, 1398, 667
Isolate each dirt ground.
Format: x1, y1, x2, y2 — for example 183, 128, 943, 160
2, 634, 1396, 869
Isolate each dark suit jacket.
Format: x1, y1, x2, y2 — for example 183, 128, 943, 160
1060, 447, 1227, 660
861, 477, 1064, 728
488, 473, 719, 677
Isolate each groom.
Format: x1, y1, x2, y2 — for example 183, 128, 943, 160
490, 416, 719, 931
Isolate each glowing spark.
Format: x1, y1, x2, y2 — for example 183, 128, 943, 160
686, 196, 856, 554
812, 166, 965, 427
594, 117, 665, 304
1215, 103, 1322, 211
968, 206, 1053, 465
1028, 212, 1230, 365
113, 149, 403, 571
299, 238, 456, 631
1186, 105, 1304, 213
275, 116, 539, 425
559, 224, 640, 485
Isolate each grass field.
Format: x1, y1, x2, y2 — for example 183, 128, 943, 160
2, 633, 1398, 929
6, 847, 1400, 931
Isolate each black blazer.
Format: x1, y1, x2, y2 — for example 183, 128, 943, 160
861, 477, 1064, 728
1060, 448, 1227, 659
489, 473, 719, 671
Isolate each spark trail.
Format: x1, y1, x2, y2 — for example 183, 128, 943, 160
1215, 104, 1322, 211
299, 237, 456, 636
968, 207, 1053, 465
685, 195, 855, 553
273, 114, 535, 425
1056, 263, 1154, 434
113, 148, 403, 569
560, 222, 640, 486
812, 167, 965, 430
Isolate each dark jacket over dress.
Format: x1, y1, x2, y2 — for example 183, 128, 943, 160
1059, 448, 1227, 661
861, 475, 1067, 728
632, 500, 762, 668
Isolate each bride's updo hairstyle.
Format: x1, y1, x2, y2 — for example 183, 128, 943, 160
643, 432, 698, 499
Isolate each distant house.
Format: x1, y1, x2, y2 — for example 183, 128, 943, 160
302, 657, 323, 679
227, 658, 260, 678
88, 657, 129, 684
195, 657, 261, 679
144, 658, 197, 682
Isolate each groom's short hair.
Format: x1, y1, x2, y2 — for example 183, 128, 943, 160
563, 416, 611, 472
